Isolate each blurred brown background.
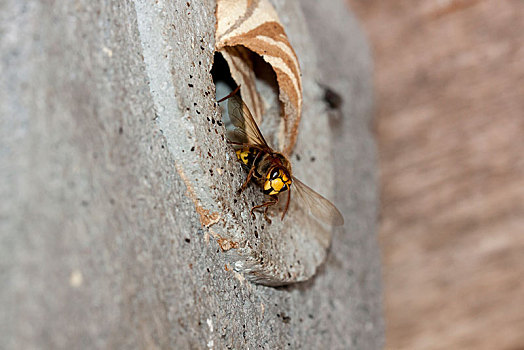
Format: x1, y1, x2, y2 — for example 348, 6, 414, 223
345, 0, 524, 349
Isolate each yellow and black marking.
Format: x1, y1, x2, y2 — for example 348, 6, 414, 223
263, 167, 292, 196
236, 146, 264, 179
236, 147, 258, 167
235, 146, 292, 196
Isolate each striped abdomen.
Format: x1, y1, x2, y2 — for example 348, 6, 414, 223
236, 146, 266, 182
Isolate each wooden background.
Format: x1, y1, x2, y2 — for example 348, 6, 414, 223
346, 0, 524, 349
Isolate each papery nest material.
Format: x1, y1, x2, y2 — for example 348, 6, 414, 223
215, 0, 303, 155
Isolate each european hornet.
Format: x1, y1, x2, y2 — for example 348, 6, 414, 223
218, 88, 344, 226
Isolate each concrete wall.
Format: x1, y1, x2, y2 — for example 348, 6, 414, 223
0, 0, 382, 348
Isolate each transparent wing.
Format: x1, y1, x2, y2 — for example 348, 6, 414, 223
226, 95, 269, 147
292, 176, 344, 226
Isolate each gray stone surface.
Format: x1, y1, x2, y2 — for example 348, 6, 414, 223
0, 0, 383, 348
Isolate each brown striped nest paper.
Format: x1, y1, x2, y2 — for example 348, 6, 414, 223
215, 0, 303, 154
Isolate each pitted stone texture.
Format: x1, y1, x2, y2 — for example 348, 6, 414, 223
0, 0, 382, 348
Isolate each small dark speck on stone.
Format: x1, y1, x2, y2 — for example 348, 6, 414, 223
118, 126, 123, 134
310, 156, 316, 162
81, 200, 88, 206
185, 238, 190, 243
196, 110, 200, 114
207, 268, 210, 273
211, 118, 215, 124
295, 154, 301, 161
188, 83, 194, 88
191, 146, 195, 151
207, 151, 212, 157
200, 46, 205, 50
189, 74, 193, 78
194, 102, 197, 106
186, 1, 190, 6
161, 145, 164, 149
323, 86, 343, 109
233, 199, 237, 203
198, 61, 202, 65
